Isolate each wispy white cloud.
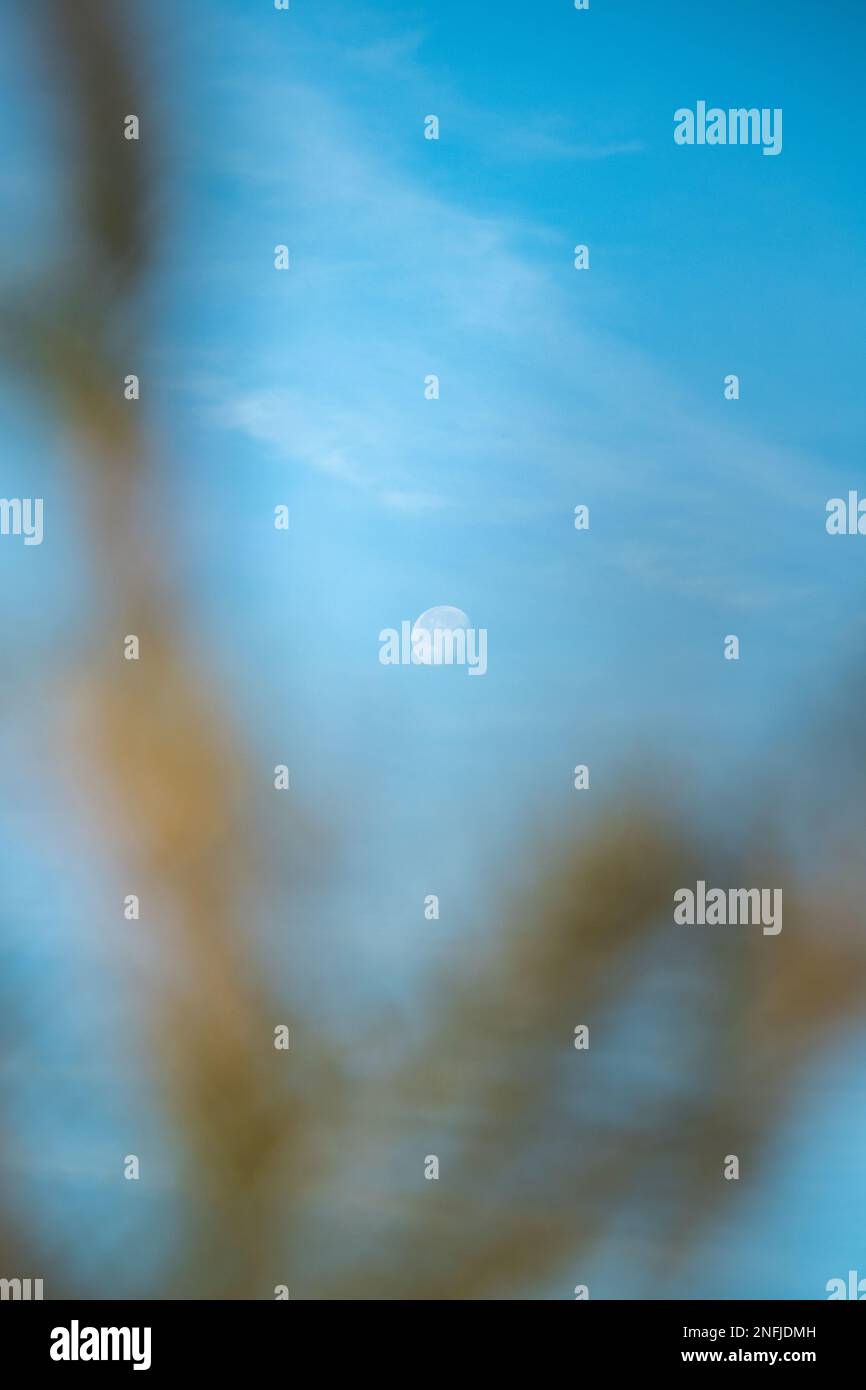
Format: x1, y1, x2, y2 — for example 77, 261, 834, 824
190, 59, 829, 608
497, 130, 645, 162
380, 489, 446, 514
215, 389, 367, 487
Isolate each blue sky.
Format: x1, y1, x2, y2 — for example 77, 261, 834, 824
149, 0, 866, 917
1, 0, 866, 1297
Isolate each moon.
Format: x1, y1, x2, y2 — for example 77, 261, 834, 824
411, 605, 471, 665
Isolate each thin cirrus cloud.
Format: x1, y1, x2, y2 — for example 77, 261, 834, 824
213, 386, 448, 512
193, 69, 830, 623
